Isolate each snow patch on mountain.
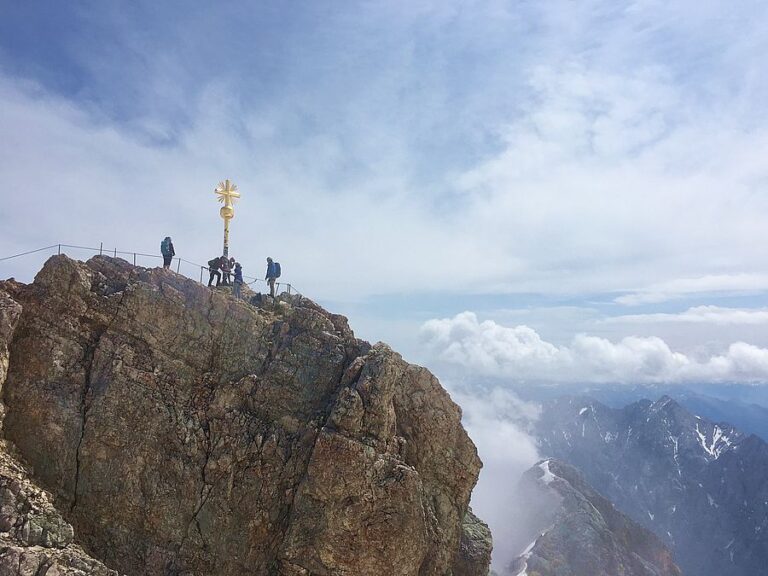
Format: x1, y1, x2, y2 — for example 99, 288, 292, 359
539, 460, 557, 485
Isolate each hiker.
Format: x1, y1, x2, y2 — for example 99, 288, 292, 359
207, 256, 223, 287
265, 257, 281, 298
160, 237, 175, 269
221, 256, 232, 286
233, 262, 243, 299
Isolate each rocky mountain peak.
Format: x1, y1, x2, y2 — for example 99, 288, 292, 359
0, 255, 489, 575
508, 458, 682, 576
534, 394, 768, 576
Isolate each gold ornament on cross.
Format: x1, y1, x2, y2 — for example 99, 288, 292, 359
214, 179, 240, 258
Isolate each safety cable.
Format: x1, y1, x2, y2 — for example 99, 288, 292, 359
0, 243, 298, 295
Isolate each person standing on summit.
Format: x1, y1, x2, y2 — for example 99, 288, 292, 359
221, 256, 232, 286
265, 257, 280, 298
207, 255, 223, 287
160, 237, 175, 269
233, 262, 244, 299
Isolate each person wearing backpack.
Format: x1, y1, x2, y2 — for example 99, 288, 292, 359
233, 262, 244, 299
207, 256, 223, 287
265, 257, 281, 298
160, 237, 175, 269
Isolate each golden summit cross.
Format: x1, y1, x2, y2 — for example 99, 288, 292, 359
214, 179, 240, 258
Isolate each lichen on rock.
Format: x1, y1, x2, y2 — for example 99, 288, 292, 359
451, 508, 493, 576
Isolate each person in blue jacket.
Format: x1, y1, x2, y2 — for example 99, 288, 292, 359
265, 257, 277, 298
233, 262, 244, 299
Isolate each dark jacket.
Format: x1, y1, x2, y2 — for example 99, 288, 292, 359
234, 266, 243, 284
208, 258, 221, 270
265, 261, 277, 279
161, 238, 175, 257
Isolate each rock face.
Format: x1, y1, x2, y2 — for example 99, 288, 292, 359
509, 460, 682, 576
534, 396, 768, 576
0, 255, 485, 576
0, 440, 119, 576
0, 286, 117, 575
0, 291, 21, 428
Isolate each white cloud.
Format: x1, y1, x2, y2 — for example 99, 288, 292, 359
422, 312, 768, 384
607, 305, 768, 325
614, 274, 768, 306
449, 58, 768, 298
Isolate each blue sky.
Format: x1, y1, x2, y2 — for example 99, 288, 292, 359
2, 0, 768, 384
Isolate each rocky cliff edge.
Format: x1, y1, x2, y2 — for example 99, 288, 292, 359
0, 255, 487, 576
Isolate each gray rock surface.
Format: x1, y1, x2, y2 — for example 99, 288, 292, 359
0, 255, 486, 576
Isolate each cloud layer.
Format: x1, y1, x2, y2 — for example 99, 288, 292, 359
423, 312, 768, 384
444, 384, 541, 570
614, 275, 768, 306
607, 305, 768, 325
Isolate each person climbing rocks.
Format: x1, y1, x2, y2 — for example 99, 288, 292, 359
221, 256, 232, 286
233, 262, 244, 299
207, 256, 223, 287
265, 257, 280, 298
160, 237, 175, 269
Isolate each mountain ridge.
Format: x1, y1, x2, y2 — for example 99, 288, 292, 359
534, 394, 768, 576
508, 458, 683, 576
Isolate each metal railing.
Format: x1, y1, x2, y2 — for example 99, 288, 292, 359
0, 242, 300, 296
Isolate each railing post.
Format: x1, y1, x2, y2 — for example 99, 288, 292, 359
113, 247, 117, 257
58, 244, 61, 255
99, 242, 103, 255
176, 258, 181, 273
200, 267, 203, 284
133, 253, 136, 266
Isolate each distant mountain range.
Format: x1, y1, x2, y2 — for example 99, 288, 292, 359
508, 382, 768, 441
507, 459, 682, 576
532, 396, 768, 576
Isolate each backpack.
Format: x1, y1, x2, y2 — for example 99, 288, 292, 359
160, 237, 171, 256
274, 262, 281, 278
208, 258, 219, 269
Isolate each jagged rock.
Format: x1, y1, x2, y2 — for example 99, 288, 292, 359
509, 460, 682, 576
0, 256, 484, 576
0, 441, 120, 576
452, 509, 493, 576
